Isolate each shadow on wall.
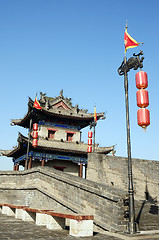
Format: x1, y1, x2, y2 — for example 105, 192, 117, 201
136, 178, 158, 227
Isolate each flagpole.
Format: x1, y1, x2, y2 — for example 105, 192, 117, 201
93, 105, 97, 152
93, 124, 96, 152
25, 94, 42, 169
25, 114, 32, 170
93, 105, 95, 152
123, 22, 137, 234
90, 106, 97, 152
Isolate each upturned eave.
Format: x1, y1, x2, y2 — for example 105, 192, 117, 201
0, 133, 114, 158
11, 97, 105, 129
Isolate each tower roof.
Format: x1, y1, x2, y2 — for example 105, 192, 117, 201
0, 132, 114, 159
11, 91, 105, 129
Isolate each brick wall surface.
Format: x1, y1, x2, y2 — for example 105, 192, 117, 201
0, 167, 127, 232
1, 154, 158, 232
87, 153, 159, 202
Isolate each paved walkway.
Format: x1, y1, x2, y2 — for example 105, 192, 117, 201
0, 213, 159, 240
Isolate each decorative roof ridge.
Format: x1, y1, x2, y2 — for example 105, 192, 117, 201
0, 132, 30, 157
17, 133, 114, 152
0, 131, 26, 156
17, 132, 30, 145
11, 93, 106, 129
0, 149, 13, 156
38, 91, 90, 114
38, 91, 72, 111
11, 99, 32, 126
0, 139, 21, 157
0, 133, 114, 157
95, 145, 115, 154
28, 97, 34, 108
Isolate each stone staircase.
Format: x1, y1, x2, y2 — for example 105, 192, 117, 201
0, 167, 128, 232
0, 167, 158, 232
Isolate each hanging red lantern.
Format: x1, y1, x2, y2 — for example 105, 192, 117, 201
32, 139, 38, 147
33, 131, 38, 139
33, 123, 38, 131
137, 108, 150, 129
136, 89, 149, 108
136, 70, 150, 130
87, 146, 92, 153
135, 71, 148, 89
88, 138, 92, 145
88, 131, 93, 138
88, 131, 93, 152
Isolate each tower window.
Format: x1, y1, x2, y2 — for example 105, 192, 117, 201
67, 132, 74, 142
47, 128, 58, 139
48, 130, 56, 139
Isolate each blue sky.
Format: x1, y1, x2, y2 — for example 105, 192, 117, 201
0, 0, 159, 170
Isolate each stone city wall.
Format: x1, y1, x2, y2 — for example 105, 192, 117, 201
0, 167, 127, 232
87, 153, 159, 202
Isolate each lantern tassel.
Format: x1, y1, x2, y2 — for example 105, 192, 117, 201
142, 126, 147, 132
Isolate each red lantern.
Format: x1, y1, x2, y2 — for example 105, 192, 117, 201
87, 146, 92, 153
33, 123, 38, 131
88, 131, 93, 138
32, 139, 38, 147
135, 71, 148, 89
88, 138, 92, 146
137, 108, 150, 128
33, 131, 38, 139
136, 89, 149, 108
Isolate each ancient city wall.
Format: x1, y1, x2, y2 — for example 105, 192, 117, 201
87, 153, 159, 203
0, 167, 128, 232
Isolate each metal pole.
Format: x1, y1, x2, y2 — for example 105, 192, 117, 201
124, 56, 137, 234
93, 125, 95, 152
25, 116, 32, 170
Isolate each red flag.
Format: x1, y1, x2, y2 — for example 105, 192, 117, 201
124, 29, 139, 52
33, 97, 42, 110
94, 106, 97, 122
